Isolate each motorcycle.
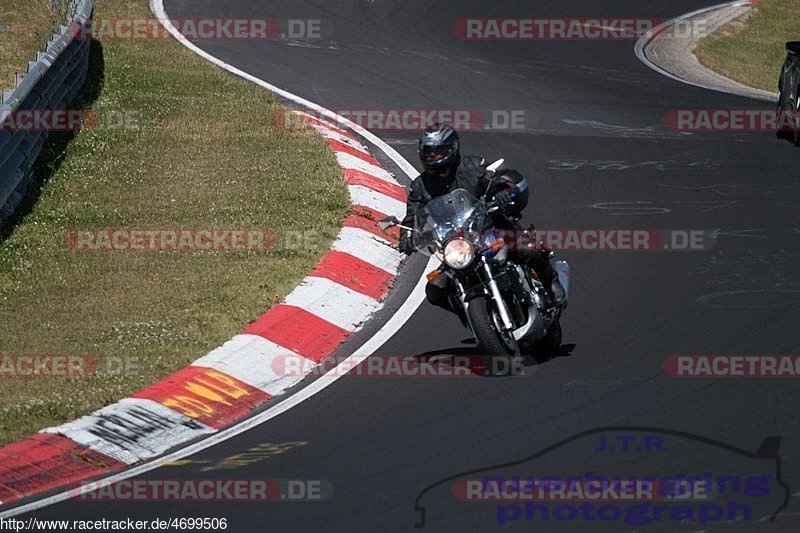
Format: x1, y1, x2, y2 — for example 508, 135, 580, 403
381, 159, 570, 374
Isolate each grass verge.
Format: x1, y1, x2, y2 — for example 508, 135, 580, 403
695, 0, 800, 92
0, 0, 74, 90
0, 0, 348, 445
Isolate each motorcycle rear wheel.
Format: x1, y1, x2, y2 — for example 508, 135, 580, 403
468, 296, 520, 376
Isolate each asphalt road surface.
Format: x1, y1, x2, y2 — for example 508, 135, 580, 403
18, 0, 800, 531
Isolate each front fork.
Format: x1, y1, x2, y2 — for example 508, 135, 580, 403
453, 277, 472, 332
481, 256, 515, 331
453, 258, 516, 333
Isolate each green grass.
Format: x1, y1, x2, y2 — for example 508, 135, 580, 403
0, 0, 348, 445
0, 0, 73, 90
695, 0, 800, 92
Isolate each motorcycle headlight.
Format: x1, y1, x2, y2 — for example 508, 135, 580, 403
443, 238, 475, 269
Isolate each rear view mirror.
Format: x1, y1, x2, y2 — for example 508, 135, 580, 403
486, 158, 505, 173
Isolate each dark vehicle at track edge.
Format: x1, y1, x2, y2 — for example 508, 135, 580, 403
777, 41, 800, 146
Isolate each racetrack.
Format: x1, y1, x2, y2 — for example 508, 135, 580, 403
12, 0, 800, 531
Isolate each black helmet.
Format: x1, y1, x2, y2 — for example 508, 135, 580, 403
418, 123, 460, 173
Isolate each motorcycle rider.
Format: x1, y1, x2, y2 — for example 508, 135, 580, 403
399, 123, 565, 319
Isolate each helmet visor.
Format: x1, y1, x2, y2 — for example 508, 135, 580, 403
420, 144, 453, 163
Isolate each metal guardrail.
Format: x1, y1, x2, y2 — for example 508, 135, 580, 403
0, 0, 94, 226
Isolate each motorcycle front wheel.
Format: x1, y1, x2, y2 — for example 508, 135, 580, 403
468, 295, 520, 376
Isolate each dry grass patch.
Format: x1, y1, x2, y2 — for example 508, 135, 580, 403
0, 0, 74, 90
695, 0, 800, 92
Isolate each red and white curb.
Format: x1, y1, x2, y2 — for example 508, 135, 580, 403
0, 111, 406, 506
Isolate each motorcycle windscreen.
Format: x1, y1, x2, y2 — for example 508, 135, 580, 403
413, 189, 485, 254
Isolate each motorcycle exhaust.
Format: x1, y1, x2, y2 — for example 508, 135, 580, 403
513, 306, 546, 341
